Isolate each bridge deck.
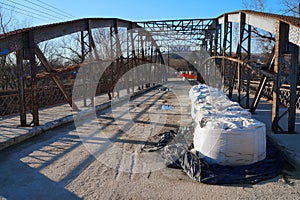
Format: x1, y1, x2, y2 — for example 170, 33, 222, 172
0, 79, 300, 199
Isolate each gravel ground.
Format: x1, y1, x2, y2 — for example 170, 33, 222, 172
0, 80, 300, 200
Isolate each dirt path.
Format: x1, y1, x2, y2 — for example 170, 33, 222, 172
0, 80, 300, 199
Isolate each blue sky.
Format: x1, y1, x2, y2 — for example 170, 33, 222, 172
0, 0, 287, 26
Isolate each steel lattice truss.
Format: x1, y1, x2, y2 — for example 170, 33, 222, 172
138, 19, 216, 52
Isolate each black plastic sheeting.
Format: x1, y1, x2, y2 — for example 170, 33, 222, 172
143, 127, 283, 185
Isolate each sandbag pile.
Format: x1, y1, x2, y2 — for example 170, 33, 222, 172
189, 84, 266, 166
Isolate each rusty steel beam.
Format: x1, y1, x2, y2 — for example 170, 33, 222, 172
34, 44, 79, 111
228, 13, 246, 100
249, 48, 275, 113
81, 30, 88, 106
213, 23, 220, 56
81, 31, 85, 63
288, 43, 299, 133
272, 21, 289, 132
150, 46, 154, 84
250, 76, 269, 113
222, 14, 229, 80
130, 28, 138, 93
237, 13, 246, 103
232, 12, 252, 106
126, 29, 130, 94
245, 25, 251, 108
208, 56, 275, 78
245, 69, 251, 108
137, 34, 141, 88
87, 20, 96, 106
16, 49, 27, 127
27, 31, 39, 126
110, 26, 114, 98
0, 18, 140, 54
140, 34, 145, 88
222, 15, 233, 95
113, 20, 122, 97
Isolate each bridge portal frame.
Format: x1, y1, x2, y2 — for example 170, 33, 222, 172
0, 10, 299, 133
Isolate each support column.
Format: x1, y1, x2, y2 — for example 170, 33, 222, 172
272, 21, 289, 132
245, 25, 251, 108
28, 31, 39, 126
126, 27, 131, 94
236, 13, 246, 103
16, 49, 27, 127
113, 20, 122, 97
110, 26, 114, 98
245, 68, 251, 108
214, 23, 219, 56
140, 35, 145, 88
87, 20, 96, 106
81, 31, 87, 106
130, 28, 137, 93
288, 43, 299, 133
222, 14, 229, 85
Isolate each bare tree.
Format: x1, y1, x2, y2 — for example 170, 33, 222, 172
242, 0, 266, 12
0, 6, 14, 90
55, 33, 83, 65
93, 28, 112, 59
0, 9, 12, 34
280, 0, 300, 17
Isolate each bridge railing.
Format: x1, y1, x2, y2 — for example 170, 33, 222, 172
0, 19, 166, 127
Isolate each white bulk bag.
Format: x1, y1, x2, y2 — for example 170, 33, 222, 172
193, 117, 266, 166
190, 85, 209, 119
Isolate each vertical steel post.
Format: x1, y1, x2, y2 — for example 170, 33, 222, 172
288, 43, 299, 133
81, 31, 85, 63
167, 45, 170, 66
126, 28, 130, 94
81, 31, 87, 106
150, 46, 154, 85
245, 68, 251, 108
222, 14, 229, 90
228, 21, 234, 99
113, 20, 122, 97
110, 26, 114, 98
137, 33, 141, 89
88, 20, 95, 106
130, 29, 136, 93
28, 31, 39, 126
140, 35, 145, 89
214, 24, 219, 56
237, 13, 246, 104
16, 49, 27, 127
245, 25, 251, 108
209, 36, 213, 56
272, 21, 289, 132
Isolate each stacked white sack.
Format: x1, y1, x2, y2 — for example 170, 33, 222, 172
194, 115, 266, 166
190, 84, 266, 166
189, 84, 210, 119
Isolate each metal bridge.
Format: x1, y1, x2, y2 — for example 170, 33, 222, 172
0, 10, 299, 133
